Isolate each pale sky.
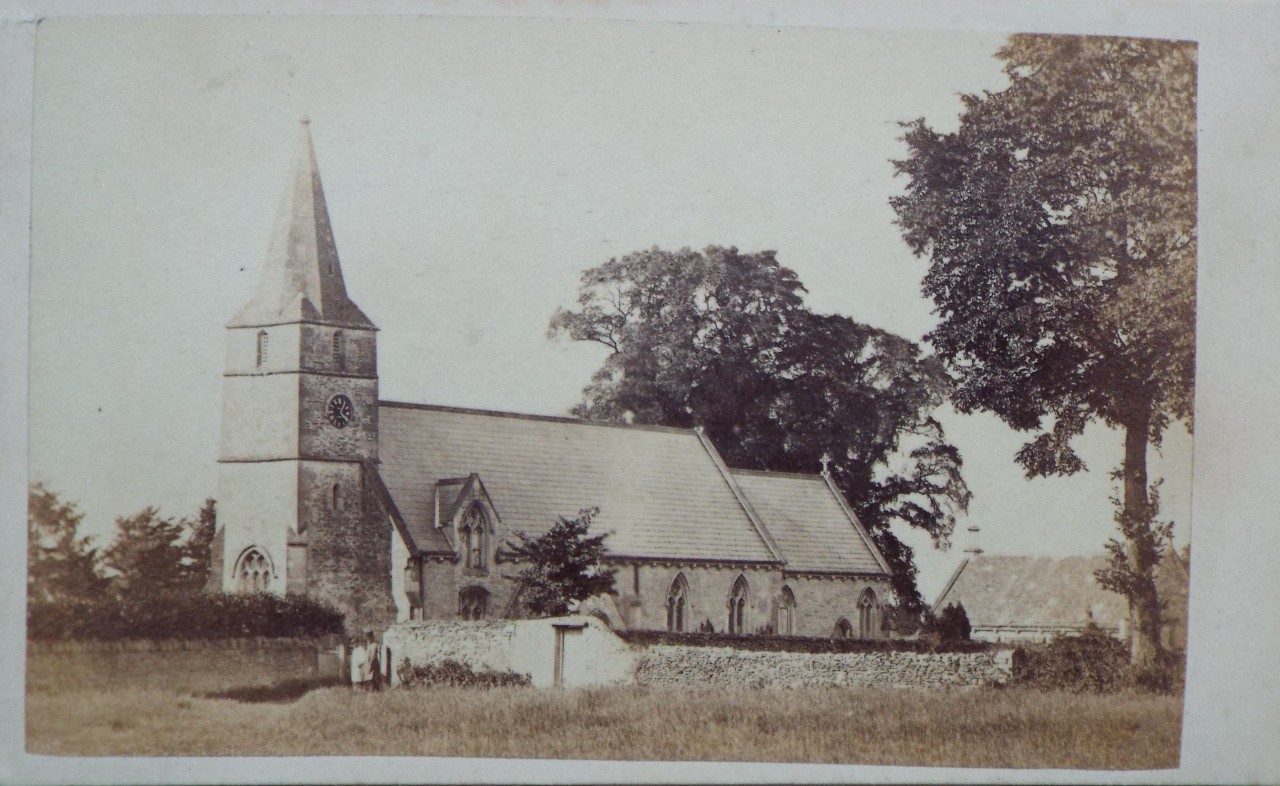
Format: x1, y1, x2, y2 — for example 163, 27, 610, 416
28, 15, 1193, 602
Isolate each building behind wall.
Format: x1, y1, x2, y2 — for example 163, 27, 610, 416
211, 121, 897, 636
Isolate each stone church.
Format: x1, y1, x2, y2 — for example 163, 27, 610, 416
210, 122, 895, 636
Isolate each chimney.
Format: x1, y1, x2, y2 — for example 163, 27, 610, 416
964, 525, 983, 556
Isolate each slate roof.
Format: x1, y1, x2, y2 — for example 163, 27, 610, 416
729, 470, 890, 575
932, 554, 1129, 631
377, 402, 782, 564
229, 120, 374, 329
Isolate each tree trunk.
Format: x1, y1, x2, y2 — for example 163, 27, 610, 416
1123, 404, 1163, 666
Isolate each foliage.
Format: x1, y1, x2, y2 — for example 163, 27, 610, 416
549, 246, 970, 611
617, 629, 992, 654
891, 35, 1196, 660
1011, 623, 1182, 694
98, 499, 217, 597
27, 591, 345, 641
28, 484, 109, 603
395, 658, 531, 689
506, 507, 617, 617
927, 602, 972, 643
101, 508, 190, 596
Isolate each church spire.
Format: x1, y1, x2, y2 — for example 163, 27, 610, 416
229, 119, 375, 329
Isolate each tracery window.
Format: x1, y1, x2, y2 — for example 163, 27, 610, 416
666, 573, 689, 632
256, 330, 269, 367
727, 575, 749, 634
459, 586, 489, 620
858, 588, 878, 640
460, 504, 488, 572
778, 585, 796, 636
235, 548, 272, 593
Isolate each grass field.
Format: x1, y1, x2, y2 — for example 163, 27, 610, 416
26, 647, 1182, 768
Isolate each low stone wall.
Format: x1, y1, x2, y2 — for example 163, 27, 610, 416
635, 644, 1012, 689
382, 616, 638, 689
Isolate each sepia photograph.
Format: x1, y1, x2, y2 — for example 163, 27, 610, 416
5, 2, 1276, 782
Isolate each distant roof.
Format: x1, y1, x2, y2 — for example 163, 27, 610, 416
377, 402, 782, 564
228, 120, 375, 330
730, 470, 889, 575
933, 554, 1129, 631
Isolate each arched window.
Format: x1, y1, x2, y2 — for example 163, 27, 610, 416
331, 483, 341, 510
666, 573, 689, 632
235, 548, 272, 594
778, 585, 796, 636
727, 575, 749, 634
256, 330, 269, 367
459, 586, 489, 620
332, 331, 344, 369
834, 618, 853, 639
460, 504, 488, 571
858, 588, 878, 639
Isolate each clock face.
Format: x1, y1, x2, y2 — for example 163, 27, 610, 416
326, 394, 354, 428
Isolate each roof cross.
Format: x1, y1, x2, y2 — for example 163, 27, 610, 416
819, 454, 832, 476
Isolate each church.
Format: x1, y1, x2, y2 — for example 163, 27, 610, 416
210, 121, 896, 637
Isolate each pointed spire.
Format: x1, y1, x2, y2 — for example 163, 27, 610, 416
229, 119, 375, 329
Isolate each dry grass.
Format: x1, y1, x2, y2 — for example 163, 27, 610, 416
26, 648, 1182, 768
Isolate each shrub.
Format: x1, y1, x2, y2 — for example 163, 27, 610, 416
617, 629, 992, 654
396, 658, 531, 689
27, 591, 345, 641
1012, 627, 1187, 694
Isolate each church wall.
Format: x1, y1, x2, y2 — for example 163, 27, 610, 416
299, 461, 397, 633
219, 374, 300, 460
298, 374, 378, 461
784, 575, 893, 639
299, 323, 376, 377
623, 563, 783, 634
223, 324, 302, 376
419, 559, 524, 621
216, 461, 297, 594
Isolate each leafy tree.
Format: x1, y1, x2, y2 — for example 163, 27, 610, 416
101, 507, 191, 596
891, 35, 1195, 663
179, 498, 217, 593
936, 602, 972, 642
27, 484, 108, 603
506, 507, 616, 617
550, 246, 969, 610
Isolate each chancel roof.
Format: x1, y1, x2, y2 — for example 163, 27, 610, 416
377, 402, 783, 564
228, 120, 375, 330
730, 470, 890, 575
932, 555, 1130, 631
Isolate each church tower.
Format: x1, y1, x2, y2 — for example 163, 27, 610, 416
214, 120, 392, 625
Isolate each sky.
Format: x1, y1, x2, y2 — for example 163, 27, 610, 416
28, 15, 1194, 602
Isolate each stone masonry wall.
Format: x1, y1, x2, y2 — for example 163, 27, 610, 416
635, 644, 1012, 689
383, 618, 1012, 690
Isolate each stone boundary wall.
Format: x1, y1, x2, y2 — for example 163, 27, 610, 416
383, 618, 1012, 690
635, 644, 1013, 689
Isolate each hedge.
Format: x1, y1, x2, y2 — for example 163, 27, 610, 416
27, 591, 345, 641
1010, 624, 1186, 694
395, 658, 531, 689
617, 629, 993, 654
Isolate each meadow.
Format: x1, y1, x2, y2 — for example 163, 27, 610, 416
26, 647, 1182, 768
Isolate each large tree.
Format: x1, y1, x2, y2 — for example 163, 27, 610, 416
550, 246, 969, 610
102, 507, 195, 596
28, 484, 108, 603
891, 35, 1196, 663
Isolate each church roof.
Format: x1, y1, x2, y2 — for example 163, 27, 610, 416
932, 554, 1130, 632
729, 470, 890, 575
228, 120, 375, 329
377, 402, 785, 564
